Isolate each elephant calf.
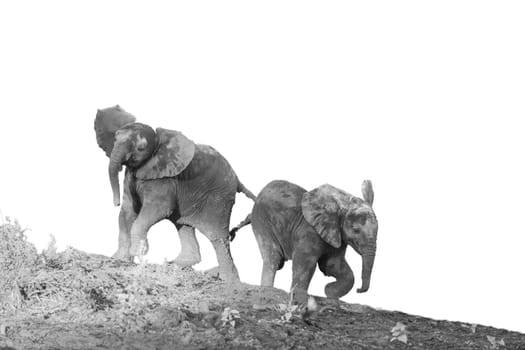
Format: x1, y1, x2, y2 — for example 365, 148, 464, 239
94, 105, 256, 283
231, 180, 378, 301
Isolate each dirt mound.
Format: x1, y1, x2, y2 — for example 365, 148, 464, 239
1, 222, 524, 349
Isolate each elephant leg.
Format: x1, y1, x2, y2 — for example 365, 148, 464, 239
129, 205, 169, 257
291, 252, 319, 303
318, 253, 355, 299
261, 258, 282, 287
200, 227, 240, 283
171, 223, 201, 267
261, 253, 281, 287
253, 227, 284, 287
261, 263, 276, 287
113, 187, 137, 261
260, 247, 284, 287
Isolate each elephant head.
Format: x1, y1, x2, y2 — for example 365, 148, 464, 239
301, 180, 378, 293
94, 105, 195, 206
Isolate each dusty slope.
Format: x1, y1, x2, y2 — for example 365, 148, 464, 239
1, 223, 524, 349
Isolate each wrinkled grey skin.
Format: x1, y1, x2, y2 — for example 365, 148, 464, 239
94, 105, 256, 283
231, 179, 378, 301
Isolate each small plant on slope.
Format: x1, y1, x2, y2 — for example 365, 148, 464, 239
391, 322, 408, 344
221, 307, 240, 327
274, 285, 316, 323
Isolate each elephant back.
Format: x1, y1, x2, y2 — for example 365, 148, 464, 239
257, 180, 307, 209
177, 144, 237, 185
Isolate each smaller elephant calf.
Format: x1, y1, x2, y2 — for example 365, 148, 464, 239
231, 179, 378, 302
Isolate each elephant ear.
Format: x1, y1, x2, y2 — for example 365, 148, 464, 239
94, 105, 136, 157
301, 184, 355, 248
135, 128, 195, 180
361, 179, 374, 206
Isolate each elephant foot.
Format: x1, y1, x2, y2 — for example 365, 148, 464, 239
112, 248, 132, 262
129, 238, 149, 257
222, 272, 241, 285
173, 251, 201, 268
324, 280, 352, 299
218, 263, 241, 284
291, 287, 309, 304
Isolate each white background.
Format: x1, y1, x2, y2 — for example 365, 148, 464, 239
1, 1, 524, 333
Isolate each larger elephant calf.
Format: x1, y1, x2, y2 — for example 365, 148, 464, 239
94, 105, 256, 283
231, 179, 378, 301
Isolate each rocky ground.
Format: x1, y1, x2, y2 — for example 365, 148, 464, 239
1, 222, 524, 350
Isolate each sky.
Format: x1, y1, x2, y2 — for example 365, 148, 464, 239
1, 1, 524, 333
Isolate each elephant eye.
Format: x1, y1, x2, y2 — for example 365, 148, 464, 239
357, 215, 367, 226
137, 143, 147, 151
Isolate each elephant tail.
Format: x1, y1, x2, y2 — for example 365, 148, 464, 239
237, 181, 257, 201
229, 213, 252, 242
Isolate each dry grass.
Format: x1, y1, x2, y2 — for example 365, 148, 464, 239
0, 219, 39, 312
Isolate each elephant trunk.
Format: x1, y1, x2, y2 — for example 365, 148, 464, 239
357, 246, 376, 293
108, 142, 127, 207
